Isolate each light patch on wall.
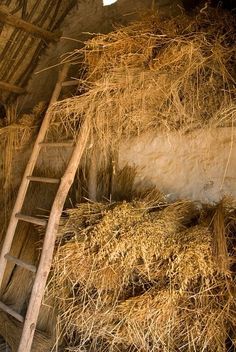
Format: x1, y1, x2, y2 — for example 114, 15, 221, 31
103, 0, 117, 6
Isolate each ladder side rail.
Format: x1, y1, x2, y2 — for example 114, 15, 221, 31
0, 64, 70, 289
18, 120, 90, 352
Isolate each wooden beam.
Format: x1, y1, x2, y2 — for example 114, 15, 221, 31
0, 80, 26, 94
0, 7, 60, 42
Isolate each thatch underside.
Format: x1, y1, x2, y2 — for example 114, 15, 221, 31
0, 0, 76, 102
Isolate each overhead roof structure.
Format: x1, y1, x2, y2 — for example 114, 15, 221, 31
0, 0, 76, 102
1, 0, 234, 108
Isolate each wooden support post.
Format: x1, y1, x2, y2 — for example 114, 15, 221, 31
0, 7, 60, 42
0, 81, 26, 94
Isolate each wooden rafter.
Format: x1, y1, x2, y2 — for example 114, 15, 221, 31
0, 7, 60, 42
0, 80, 26, 94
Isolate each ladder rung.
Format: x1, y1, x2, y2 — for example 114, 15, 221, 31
39, 141, 74, 148
61, 80, 79, 87
27, 176, 60, 184
15, 213, 47, 226
0, 301, 24, 322
5, 254, 37, 273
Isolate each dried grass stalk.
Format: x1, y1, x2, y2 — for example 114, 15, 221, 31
0, 311, 53, 352
212, 202, 230, 275
0, 103, 44, 205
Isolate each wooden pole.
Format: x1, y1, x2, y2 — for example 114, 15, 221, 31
0, 7, 60, 42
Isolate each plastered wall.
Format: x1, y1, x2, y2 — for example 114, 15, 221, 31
119, 127, 236, 203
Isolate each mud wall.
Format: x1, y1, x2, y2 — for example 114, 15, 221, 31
119, 127, 236, 203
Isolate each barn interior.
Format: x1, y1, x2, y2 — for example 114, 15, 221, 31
0, 0, 236, 351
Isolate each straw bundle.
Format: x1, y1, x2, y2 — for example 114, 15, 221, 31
50, 9, 236, 168
49, 195, 236, 351
0, 311, 53, 352
0, 103, 44, 205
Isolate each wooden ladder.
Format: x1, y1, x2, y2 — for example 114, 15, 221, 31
0, 64, 90, 352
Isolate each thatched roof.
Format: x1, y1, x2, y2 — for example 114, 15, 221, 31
0, 0, 235, 109
0, 0, 76, 103
0, 0, 203, 109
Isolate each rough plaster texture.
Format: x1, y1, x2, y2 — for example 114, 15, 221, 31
2, 127, 235, 209
119, 128, 236, 203
20, 0, 181, 111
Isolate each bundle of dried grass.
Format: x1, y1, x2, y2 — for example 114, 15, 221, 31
48, 194, 236, 351
0, 311, 53, 352
51, 9, 236, 168
0, 103, 44, 206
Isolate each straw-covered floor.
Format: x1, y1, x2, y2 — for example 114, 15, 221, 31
48, 190, 236, 351
50, 8, 236, 167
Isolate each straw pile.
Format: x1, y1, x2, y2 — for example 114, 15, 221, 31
49, 193, 236, 351
0, 103, 44, 206
50, 8, 236, 167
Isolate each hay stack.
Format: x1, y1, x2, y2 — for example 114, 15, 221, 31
51, 9, 236, 168
49, 195, 236, 351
